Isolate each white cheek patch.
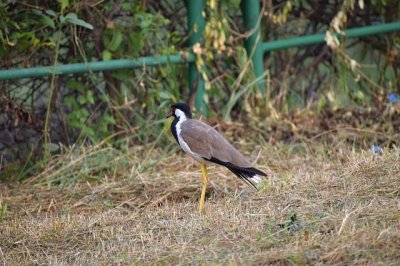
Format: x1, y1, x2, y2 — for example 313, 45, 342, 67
175, 108, 185, 118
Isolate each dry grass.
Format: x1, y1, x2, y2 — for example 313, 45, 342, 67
1, 133, 400, 265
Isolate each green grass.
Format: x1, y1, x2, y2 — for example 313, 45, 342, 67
1, 124, 399, 265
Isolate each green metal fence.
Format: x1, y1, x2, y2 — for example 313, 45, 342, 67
1, 0, 400, 116
240, 0, 400, 94
0, 54, 195, 80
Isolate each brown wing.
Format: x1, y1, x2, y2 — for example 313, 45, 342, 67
180, 119, 252, 168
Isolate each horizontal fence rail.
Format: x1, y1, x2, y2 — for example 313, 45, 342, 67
262, 22, 400, 52
2, 22, 399, 82
0, 53, 195, 81
0, 0, 399, 117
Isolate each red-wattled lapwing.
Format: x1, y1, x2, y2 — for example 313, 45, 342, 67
166, 102, 267, 212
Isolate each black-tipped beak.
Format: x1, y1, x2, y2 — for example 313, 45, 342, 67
166, 109, 173, 118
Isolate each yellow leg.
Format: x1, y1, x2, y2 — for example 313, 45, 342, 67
199, 164, 208, 213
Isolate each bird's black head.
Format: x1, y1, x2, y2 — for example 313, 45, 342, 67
166, 102, 192, 119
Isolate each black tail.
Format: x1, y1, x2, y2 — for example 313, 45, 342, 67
205, 157, 267, 190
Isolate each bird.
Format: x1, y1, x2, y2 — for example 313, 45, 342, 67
166, 102, 267, 212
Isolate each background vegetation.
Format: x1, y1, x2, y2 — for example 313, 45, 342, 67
0, 0, 399, 264
1, 0, 399, 173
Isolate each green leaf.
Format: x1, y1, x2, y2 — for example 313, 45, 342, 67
32, 9, 44, 16
81, 126, 95, 137
159, 91, 171, 100
354, 90, 365, 101
41, 14, 55, 29
237, 47, 248, 68
86, 90, 95, 104
130, 32, 144, 53
59, 15, 66, 24
78, 95, 86, 104
121, 2, 133, 11
63, 13, 93, 30
58, 0, 69, 12
43, 143, 60, 152
102, 50, 112, 61
46, 9, 57, 17
0, 202, 8, 220
103, 114, 115, 124
66, 80, 85, 93
107, 29, 123, 51
140, 16, 152, 29
64, 96, 77, 108
80, 109, 90, 118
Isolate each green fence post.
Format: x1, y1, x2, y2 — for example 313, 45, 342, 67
241, 0, 265, 91
187, 0, 207, 116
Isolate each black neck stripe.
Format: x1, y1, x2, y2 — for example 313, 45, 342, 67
171, 116, 180, 144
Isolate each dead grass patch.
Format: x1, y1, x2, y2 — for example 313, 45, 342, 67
1, 136, 399, 265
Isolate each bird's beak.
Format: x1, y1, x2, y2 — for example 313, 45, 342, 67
166, 109, 173, 118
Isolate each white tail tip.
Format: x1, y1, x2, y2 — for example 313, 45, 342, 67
249, 174, 262, 184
